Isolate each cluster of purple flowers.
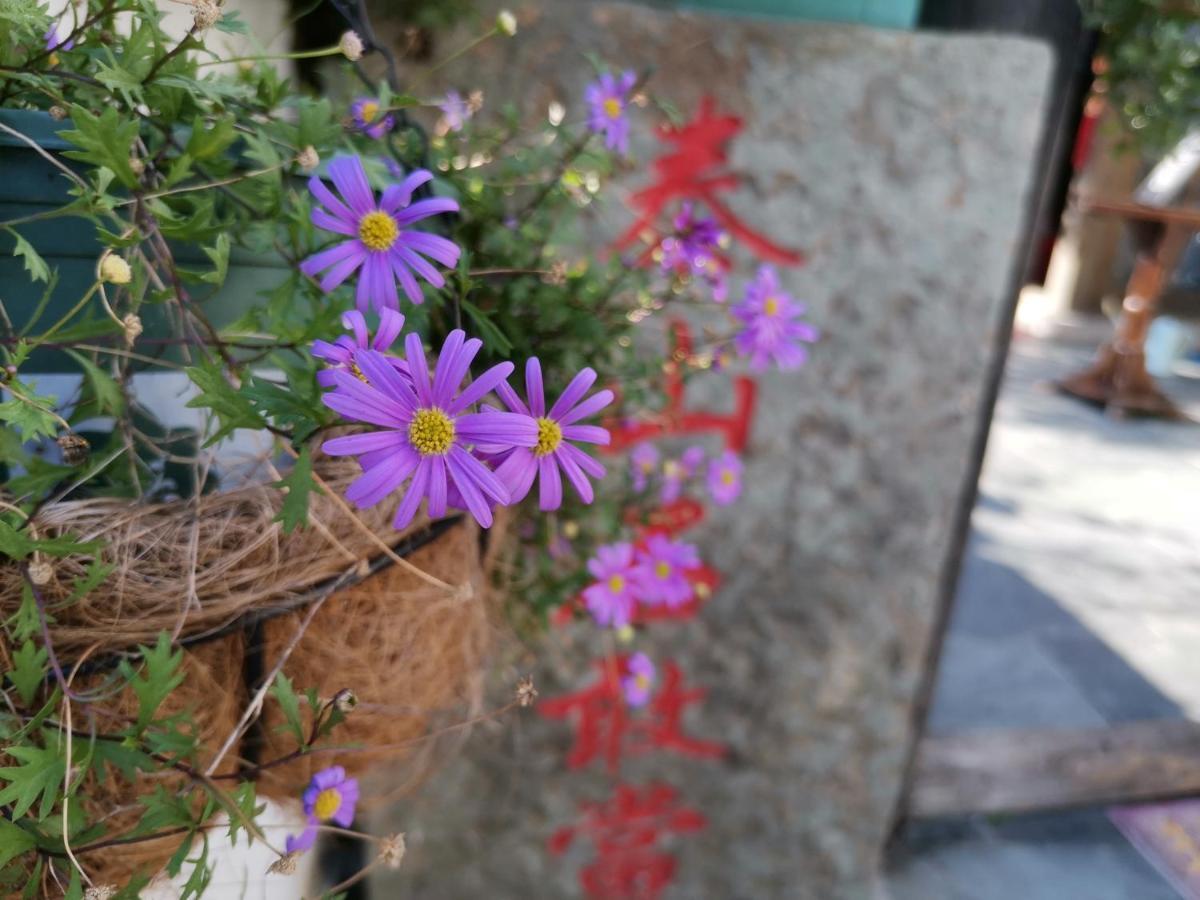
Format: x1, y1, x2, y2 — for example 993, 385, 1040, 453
657, 202, 729, 303
581, 534, 700, 629
628, 442, 743, 508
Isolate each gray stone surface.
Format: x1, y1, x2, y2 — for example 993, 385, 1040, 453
371, 4, 1053, 898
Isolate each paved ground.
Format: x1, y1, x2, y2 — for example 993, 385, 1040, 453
882, 331, 1200, 900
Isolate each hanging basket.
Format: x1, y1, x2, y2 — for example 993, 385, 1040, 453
0, 458, 497, 889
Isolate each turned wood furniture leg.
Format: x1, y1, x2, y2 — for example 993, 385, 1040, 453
1057, 223, 1190, 418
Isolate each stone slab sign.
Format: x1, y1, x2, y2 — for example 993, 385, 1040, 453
370, 4, 1053, 897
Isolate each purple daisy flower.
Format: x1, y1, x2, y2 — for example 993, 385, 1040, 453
634, 535, 700, 608
681, 445, 706, 474
44, 16, 74, 53
585, 70, 637, 154
350, 97, 395, 140
440, 89, 472, 133
707, 449, 743, 506
311, 309, 408, 388
582, 542, 640, 628
622, 652, 656, 708
629, 442, 658, 492
731, 265, 820, 372
659, 446, 705, 503
301, 154, 462, 313
489, 358, 613, 511
659, 203, 723, 272
285, 766, 359, 853
320, 331, 538, 529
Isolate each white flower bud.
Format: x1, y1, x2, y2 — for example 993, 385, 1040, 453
339, 31, 364, 61
99, 254, 132, 285
496, 10, 517, 36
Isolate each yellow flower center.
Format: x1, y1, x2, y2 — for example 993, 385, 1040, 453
349, 362, 369, 383
607, 574, 625, 593
663, 461, 682, 478
533, 417, 563, 457
313, 788, 341, 821
721, 470, 735, 485
654, 561, 671, 579
408, 408, 455, 456
358, 210, 399, 252
635, 674, 650, 691
360, 101, 379, 123
603, 97, 622, 120
763, 296, 780, 316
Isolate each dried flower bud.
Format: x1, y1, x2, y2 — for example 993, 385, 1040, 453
57, 432, 90, 467
296, 145, 319, 171
84, 887, 117, 900
191, 0, 222, 31
515, 675, 537, 708
48, 105, 67, 121
339, 30, 364, 61
542, 260, 568, 286
379, 833, 406, 869
99, 253, 132, 285
128, 156, 145, 177
122, 313, 143, 345
28, 559, 53, 586
333, 688, 358, 714
496, 10, 518, 36
267, 852, 299, 876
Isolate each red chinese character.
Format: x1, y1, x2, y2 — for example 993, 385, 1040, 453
540, 658, 726, 772
549, 782, 707, 900
606, 319, 757, 453
614, 96, 804, 267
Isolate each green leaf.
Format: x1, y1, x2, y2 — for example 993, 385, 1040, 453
64, 351, 124, 417
87, 737, 152, 785
199, 232, 230, 286
0, 743, 66, 820
118, 634, 184, 732
4, 228, 49, 283
185, 115, 237, 162
222, 781, 264, 844
59, 106, 140, 189
272, 446, 319, 534
7, 642, 48, 706
269, 672, 305, 746
241, 375, 323, 440
0, 820, 36, 870
0, 519, 30, 559
184, 363, 266, 446
0, 388, 59, 441
215, 9, 249, 34
462, 299, 513, 355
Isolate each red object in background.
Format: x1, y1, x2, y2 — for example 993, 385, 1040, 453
540, 658, 726, 773
606, 320, 757, 454
613, 96, 805, 268
548, 782, 708, 900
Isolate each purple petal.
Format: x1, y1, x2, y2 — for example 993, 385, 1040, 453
321, 376, 410, 427
341, 310, 369, 347
388, 251, 424, 305
393, 456, 431, 529
285, 823, 318, 854
312, 250, 364, 294
456, 410, 537, 447
308, 176, 356, 224
493, 376, 529, 416
557, 390, 614, 426
394, 197, 459, 226
525, 358, 545, 418
367, 252, 399, 314
447, 361, 515, 416
426, 455, 448, 518
301, 239, 362, 277
555, 447, 594, 504
393, 245, 446, 288
322, 430, 407, 456
493, 447, 538, 504
311, 207, 358, 236
561, 424, 610, 445
559, 443, 606, 480
382, 169, 433, 210
373, 308, 405, 351
432, 331, 477, 403
445, 447, 494, 527
397, 232, 461, 268
404, 332, 433, 407
311, 339, 350, 366
327, 155, 376, 218
548, 367, 598, 422
538, 455, 562, 511
345, 449, 418, 507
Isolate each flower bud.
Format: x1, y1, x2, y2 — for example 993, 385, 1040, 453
99, 253, 132, 285
48, 105, 67, 121
379, 833, 406, 869
57, 432, 90, 467
339, 31, 364, 61
496, 10, 518, 36
28, 559, 53, 586
191, 0, 222, 31
122, 313, 143, 345
296, 146, 319, 171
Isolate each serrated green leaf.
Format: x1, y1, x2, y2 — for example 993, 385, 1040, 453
272, 446, 319, 534
184, 363, 266, 446
241, 375, 322, 441
118, 633, 184, 732
269, 671, 305, 746
59, 106, 140, 189
0, 518, 30, 559
222, 781, 264, 845
4, 228, 49, 283
199, 232, 230, 286
185, 115, 237, 162
0, 743, 66, 820
65, 350, 125, 417
0, 392, 59, 441
7, 641, 47, 706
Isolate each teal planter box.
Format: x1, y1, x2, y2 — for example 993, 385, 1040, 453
678, 0, 919, 29
0, 109, 289, 371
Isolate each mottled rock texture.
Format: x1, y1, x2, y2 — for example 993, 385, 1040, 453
371, 4, 1052, 898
